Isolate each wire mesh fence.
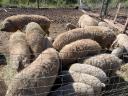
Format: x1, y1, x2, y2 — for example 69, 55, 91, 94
0, 50, 128, 96
0, 34, 128, 96
0, 0, 127, 95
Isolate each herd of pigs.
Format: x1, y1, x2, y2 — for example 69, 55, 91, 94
0, 13, 127, 96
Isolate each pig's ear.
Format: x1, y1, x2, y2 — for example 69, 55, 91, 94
7, 19, 15, 26
7, 19, 12, 23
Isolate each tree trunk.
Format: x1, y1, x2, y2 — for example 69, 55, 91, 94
37, 0, 40, 8
27, 0, 30, 5
100, 0, 110, 18
113, 3, 121, 23
9, 0, 12, 4
123, 18, 128, 33
104, 0, 110, 16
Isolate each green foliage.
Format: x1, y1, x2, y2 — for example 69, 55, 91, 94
56, 0, 66, 7
85, 0, 100, 3
65, 0, 77, 4
20, 0, 27, 4
1, 0, 9, 3
29, 0, 36, 3
0, 0, 128, 8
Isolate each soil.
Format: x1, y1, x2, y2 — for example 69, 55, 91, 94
0, 8, 83, 53
0, 7, 127, 54
0, 7, 127, 96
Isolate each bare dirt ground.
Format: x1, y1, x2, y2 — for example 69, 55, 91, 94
0, 8, 127, 96
0, 8, 83, 53
0, 8, 127, 54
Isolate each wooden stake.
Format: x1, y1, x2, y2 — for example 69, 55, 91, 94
104, 19, 124, 32
123, 18, 128, 33
113, 3, 121, 23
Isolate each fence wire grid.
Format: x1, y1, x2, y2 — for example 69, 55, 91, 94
0, 49, 127, 96
0, 1, 127, 96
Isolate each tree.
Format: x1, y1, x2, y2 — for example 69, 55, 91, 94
100, 0, 111, 18
37, 0, 39, 8
65, 0, 77, 4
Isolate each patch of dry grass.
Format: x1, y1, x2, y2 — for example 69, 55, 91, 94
0, 55, 17, 86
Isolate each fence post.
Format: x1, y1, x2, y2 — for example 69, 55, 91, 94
113, 3, 121, 23
123, 18, 128, 33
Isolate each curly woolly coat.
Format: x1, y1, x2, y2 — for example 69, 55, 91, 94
51, 83, 94, 96
69, 63, 108, 83
1, 14, 51, 35
59, 39, 101, 66
83, 53, 122, 75
112, 34, 128, 53
53, 26, 116, 51
25, 22, 53, 58
78, 14, 98, 28
9, 30, 31, 72
62, 71, 105, 96
6, 48, 60, 96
